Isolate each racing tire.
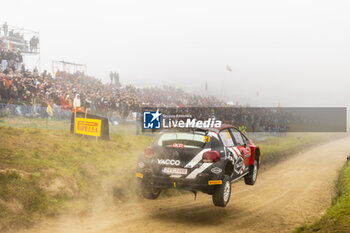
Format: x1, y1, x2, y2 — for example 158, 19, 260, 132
141, 182, 161, 199
244, 159, 258, 185
212, 175, 231, 207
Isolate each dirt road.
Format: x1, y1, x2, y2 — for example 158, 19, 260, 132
24, 137, 350, 233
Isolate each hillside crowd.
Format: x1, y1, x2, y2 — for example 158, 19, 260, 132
0, 43, 290, 133
0, 62, 226, 119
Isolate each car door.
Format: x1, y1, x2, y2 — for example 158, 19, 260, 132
229, 128, 250, 167
218, 128, 243, 178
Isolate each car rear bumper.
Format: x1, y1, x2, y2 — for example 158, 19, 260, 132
137, 169, 221, 194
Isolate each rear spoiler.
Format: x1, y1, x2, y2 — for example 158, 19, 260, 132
157, 127, 209, 134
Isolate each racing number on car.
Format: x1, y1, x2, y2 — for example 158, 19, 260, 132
226, 130, 231, 139
204, 136, 211, 142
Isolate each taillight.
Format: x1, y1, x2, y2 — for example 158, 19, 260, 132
144, 146, 154, 158
202, 151, 220, 163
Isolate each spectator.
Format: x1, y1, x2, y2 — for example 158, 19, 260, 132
114, 72, 120, 87
73, 94, 81, 109
29, 36, 39, 52
15, 50, 23, 70
2, 22, 8, 37
1, 49, 8, 71
109, 71, 113, 85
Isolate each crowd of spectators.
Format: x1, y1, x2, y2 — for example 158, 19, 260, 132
0, 61, 227, 120
0, 48, 23, 71
0, 44, 292, 134
0, 55, 294, 134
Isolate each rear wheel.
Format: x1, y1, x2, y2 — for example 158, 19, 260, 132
244, 159, 258, 185
141, 182, 161, 199
212, 175, 231, 207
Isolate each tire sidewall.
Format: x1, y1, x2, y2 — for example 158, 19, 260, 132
252, 159, 258, 182
222, 177, 231, 205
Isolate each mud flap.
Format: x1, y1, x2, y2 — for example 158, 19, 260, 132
191, 190, 197, 200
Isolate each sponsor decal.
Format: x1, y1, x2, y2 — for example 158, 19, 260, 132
136, 173, 143, 179
185, 162, 212, 179
208, 180, 223, 185
227, 147, 238, 160
172, 143, 184, 148
211, 167, 223, 174
157, 159, 181, 166
75, 118, 101, 137
234, 156, 245, 174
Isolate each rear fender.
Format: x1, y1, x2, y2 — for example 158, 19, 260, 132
136, 154, 152, 172
203, 159, 226, 180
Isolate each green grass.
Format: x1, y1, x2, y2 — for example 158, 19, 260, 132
257, 133, 339, 163
0, 127, 153, 231
294, 161, 350, 233
0, 127, 345, 231
0, 117, 141, 135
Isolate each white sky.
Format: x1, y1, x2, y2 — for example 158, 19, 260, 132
2, 0, 350, 107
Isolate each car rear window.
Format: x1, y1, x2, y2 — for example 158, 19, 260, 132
156, 132, 206, 148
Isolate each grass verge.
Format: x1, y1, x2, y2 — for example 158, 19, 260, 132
294, 160, 350, 233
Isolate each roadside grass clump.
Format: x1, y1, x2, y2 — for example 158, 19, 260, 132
0, 170, 60, 231
294, 161, 350, 233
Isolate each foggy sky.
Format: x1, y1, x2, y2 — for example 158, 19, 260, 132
2, 0, 350, 107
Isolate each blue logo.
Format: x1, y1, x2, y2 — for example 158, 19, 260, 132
143, 110, 161, 129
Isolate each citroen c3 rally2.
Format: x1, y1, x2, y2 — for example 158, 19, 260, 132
136, 125, 260, 207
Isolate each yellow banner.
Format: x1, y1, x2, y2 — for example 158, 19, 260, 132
75, 118, 101, 137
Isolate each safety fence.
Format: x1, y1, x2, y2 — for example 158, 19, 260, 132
0, 103, 286, 139
0, 103, 140, 135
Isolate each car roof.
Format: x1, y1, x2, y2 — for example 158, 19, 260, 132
204, 124, 238, 133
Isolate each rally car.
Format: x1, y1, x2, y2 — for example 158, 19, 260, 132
136, 125, 260, 207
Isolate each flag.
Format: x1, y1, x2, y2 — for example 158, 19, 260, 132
205, 80, 208, 91
226, 64, 232, 72
47, 104, 53, 117
7, 42, 12, 50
